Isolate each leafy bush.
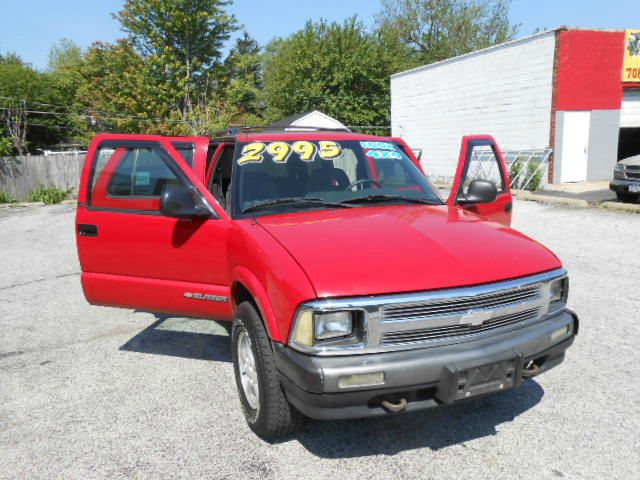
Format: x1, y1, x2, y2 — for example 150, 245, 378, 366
0, 136, 13, 157
509, 161, 523, 189
526, 162, 543, 191
509, 160, 543, 191
28, 185, 73, 205
0, 191, 16, 204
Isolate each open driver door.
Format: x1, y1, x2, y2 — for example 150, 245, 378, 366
447, 135, 513, 227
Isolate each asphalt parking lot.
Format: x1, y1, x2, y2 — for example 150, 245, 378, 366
1, 201, 639, 479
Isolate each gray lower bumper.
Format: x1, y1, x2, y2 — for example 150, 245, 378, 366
610, 179, 640, 193
273, 309, 578, 420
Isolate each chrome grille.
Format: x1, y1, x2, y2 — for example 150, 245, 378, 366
381, 285, 540, 321
380, 307, 540, 345
626, 169, 640, 180
293, 269, 565, 355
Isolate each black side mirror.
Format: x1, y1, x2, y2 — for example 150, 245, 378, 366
160, 184, 212, 219
457, 179, 498, 204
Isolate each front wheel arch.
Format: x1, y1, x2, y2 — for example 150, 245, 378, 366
230, 273, 283, 342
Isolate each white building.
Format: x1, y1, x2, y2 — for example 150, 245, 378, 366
391, 28, 640, 184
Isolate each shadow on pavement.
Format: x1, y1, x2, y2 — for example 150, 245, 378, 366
120, 314, 544, 456
286, 380, 544, 457
120, 314, 232, 363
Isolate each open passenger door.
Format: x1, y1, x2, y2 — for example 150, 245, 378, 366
447, 135, 512, 227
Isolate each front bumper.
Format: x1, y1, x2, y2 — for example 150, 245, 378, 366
273, 309, 578, 420
610, 179, 640, 193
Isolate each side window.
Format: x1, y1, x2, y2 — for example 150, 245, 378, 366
170, 142, 195, 167
462, 145, 505, 193
90, 145, 181, 211
91, 147, 116, 192
210, 145, 234, 211
107, 148, 179, 197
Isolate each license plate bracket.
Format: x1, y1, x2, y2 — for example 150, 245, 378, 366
436, 350, 524, 404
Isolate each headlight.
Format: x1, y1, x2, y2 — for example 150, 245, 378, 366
314, 311, 353, 340
549, 277, 568, 307
614, 164, 626, 179
290, 308, 363, 351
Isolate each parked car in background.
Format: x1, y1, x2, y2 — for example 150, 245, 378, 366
610, 154, 640, 202
75, 128, 578, 439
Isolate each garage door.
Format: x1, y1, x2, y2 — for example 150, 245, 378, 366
621, 90, 640, 127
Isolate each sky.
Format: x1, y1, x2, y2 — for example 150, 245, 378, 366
0, 0, 637, 70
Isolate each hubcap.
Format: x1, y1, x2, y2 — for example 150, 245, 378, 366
237, 330, 260, 410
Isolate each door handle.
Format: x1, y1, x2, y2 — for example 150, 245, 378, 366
78, 224, 98, 237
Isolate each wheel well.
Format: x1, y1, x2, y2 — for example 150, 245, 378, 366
234, 282, 260, 315
233, 281, 281, 342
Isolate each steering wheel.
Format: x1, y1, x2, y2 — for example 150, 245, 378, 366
345, 179, 382, 191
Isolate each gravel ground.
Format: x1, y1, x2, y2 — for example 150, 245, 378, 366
0, 201, 638, 479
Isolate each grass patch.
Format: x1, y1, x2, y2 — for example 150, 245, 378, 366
28, 185, 73, 205
0, 191, 16, 204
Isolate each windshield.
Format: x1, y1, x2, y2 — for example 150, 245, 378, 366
232, 139, 442, 217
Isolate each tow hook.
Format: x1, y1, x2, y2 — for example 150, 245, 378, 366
381, 397, 408, 413
522, 361, 541, 378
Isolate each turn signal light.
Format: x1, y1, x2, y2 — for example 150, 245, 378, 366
338, 372, 385, 389
550, 325, 570, 342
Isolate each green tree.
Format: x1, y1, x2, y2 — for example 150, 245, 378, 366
78, 40, 180, 134
114, 0, 238, 116
49, 39, 83, 71
47, 39, 91, 144
376, 0, 519, 67
263, 18, 397, 130
223, 31, 263, 124
0, 53, 70, 153
0, 128, 13, 156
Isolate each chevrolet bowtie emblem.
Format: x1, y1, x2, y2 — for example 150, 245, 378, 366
460, 309, 493, 327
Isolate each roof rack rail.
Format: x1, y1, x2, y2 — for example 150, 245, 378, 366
210, 125, 352, 137
210, 126, 257, 137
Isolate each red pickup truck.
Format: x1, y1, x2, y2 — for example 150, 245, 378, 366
75, 128, 578, 439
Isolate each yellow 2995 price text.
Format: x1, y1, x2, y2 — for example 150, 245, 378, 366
237, 141, 343, 165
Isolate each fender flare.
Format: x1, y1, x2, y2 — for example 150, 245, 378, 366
230, 266, 283, 342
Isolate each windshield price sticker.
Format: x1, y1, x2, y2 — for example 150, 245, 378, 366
360, 141, 396, 151
366, 150, 403, 160
238, 141, 343, 165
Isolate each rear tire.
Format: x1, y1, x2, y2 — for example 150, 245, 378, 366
231, 301, 303, 439
616, 191, 639, 203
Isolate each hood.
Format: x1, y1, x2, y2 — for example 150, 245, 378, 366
258, 205, 561, 298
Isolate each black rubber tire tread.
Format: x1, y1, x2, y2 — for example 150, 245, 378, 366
616, 191, 639, 203
232, 301, 303, 439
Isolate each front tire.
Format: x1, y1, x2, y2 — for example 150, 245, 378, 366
616, 191, 639, 203
231, 301, 302, 439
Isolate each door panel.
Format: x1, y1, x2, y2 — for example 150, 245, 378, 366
76, 134, 232, 320
448, 135, 513, 226
560, 111, 590, 183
